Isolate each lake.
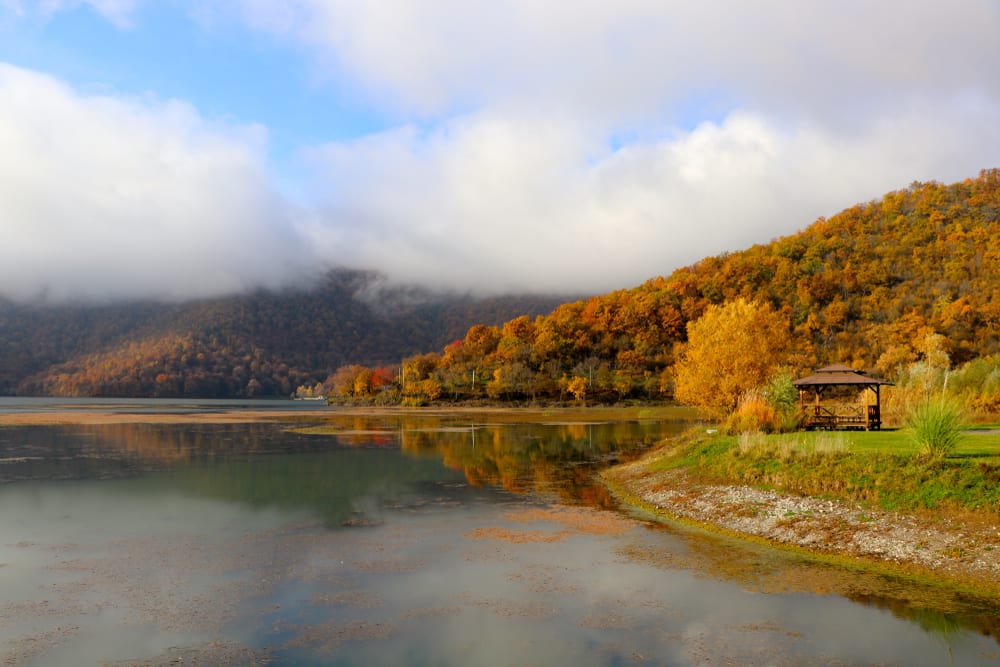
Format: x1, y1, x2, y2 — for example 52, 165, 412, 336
0, 400, 998, 666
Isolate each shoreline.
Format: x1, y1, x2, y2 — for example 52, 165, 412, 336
604, 457, 1000, 597
0, 410, 334, 425
0, 404, 686, 426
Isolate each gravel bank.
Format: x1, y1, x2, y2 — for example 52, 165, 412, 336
605, 457, 1000, 590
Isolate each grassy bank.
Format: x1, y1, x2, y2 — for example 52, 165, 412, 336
647, 427, 1000, 514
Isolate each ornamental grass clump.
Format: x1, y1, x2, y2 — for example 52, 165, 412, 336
724, 376, 804, 435
905, 398, 965, 459
725, 388, 778, 434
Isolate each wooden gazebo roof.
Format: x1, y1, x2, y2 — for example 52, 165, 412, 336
792, 364, 892, 388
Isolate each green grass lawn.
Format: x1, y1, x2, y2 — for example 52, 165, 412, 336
650, 426, 1000, 513
765, 427, 1000, 460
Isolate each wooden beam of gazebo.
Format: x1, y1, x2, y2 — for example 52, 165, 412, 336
792, 364, 893, 430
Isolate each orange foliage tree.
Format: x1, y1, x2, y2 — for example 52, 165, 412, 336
673, 298, 793, 415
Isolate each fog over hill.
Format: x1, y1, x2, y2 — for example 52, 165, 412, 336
0, 270, 574, 397
6, 170, 1000, 401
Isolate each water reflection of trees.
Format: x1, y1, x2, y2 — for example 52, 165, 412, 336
396, 421, 669, 507
1, 418, 681, 509
6, 418, 999, 643
846, 592, 999, 647
312, 416, 680, 506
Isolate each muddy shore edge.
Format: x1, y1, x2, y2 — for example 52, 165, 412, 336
604, 455, 1000, 597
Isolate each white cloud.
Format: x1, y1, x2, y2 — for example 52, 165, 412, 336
300, 104, 1000, 295
234, 0, 1000, 293
235, 0, 1000, 124
4, 1, 1000, 300
0, 64, 311, 302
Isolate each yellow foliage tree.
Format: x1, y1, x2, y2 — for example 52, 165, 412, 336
566, 376, 588, 402
673, 298, 792, 415
420, 378, 443, 401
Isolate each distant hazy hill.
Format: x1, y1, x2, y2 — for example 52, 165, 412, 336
0, 270, 573, 397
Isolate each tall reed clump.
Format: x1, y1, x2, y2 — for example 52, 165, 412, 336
724, 372, 804, 434
725, 387, 777, 434
905, 397, 965, 459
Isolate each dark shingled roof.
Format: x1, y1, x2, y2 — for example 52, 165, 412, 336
792, 364, 892, 387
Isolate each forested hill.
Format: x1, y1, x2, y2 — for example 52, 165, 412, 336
8, 170, 999, 401
0, 271, 571, 397
329, 169, 1000, 404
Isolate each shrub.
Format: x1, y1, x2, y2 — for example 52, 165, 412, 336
725, 378, 804, 434
725, 388, 778, 434
905, 398, 965, 459
777, 407, 806, 433
764, 371, 799, 412
373, 388, 401, 406
971, 390, 1000, 416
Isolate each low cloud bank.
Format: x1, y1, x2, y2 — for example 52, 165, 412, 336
3, 1, 1000, 301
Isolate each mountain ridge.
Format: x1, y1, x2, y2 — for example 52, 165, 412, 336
0, 270, 574, 397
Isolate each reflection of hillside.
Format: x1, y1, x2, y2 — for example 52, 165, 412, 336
89, 422, 323, 463
86, 423, 284, 462
398, 420, 674, 506
2, 417, 682, 491
169, 448, 468, 527
0, 416, 683, 523
0, 423, 341, 482
298, 414, 683, 504
304, 415, 685, 504
845, 591, 999, 645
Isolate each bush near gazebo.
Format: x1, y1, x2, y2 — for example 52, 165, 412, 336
723, 373, 805, 434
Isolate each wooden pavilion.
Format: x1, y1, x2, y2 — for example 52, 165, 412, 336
792, 364, 892, 431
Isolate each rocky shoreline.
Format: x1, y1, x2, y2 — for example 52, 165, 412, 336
605, 458, 1000, 593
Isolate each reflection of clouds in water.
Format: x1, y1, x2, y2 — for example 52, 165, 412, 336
1, 425, 996, 665
291, 506, 980, 666
0, 483, 299, 545
0, 488, 310, 666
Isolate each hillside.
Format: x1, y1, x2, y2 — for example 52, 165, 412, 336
0, 270, 571, 397
332, 169, 1000, 404
8, 170, 999, 402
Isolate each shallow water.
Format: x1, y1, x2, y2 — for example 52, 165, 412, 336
0, 404, 998, 666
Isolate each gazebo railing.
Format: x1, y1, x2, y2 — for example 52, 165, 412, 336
805, 404, 879, 430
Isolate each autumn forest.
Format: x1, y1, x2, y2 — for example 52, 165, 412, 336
328, 169, 1000, 413
4, 169, 1000, 411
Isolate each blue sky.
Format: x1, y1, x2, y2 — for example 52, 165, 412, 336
1, 4, 382, 168
1, 1, 999, 302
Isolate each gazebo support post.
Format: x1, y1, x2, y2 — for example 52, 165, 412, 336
864, 385, 871, 430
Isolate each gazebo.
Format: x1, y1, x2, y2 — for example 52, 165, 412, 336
792, 364, 892, 430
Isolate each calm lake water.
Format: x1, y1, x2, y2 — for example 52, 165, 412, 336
0, 399, 998, 666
